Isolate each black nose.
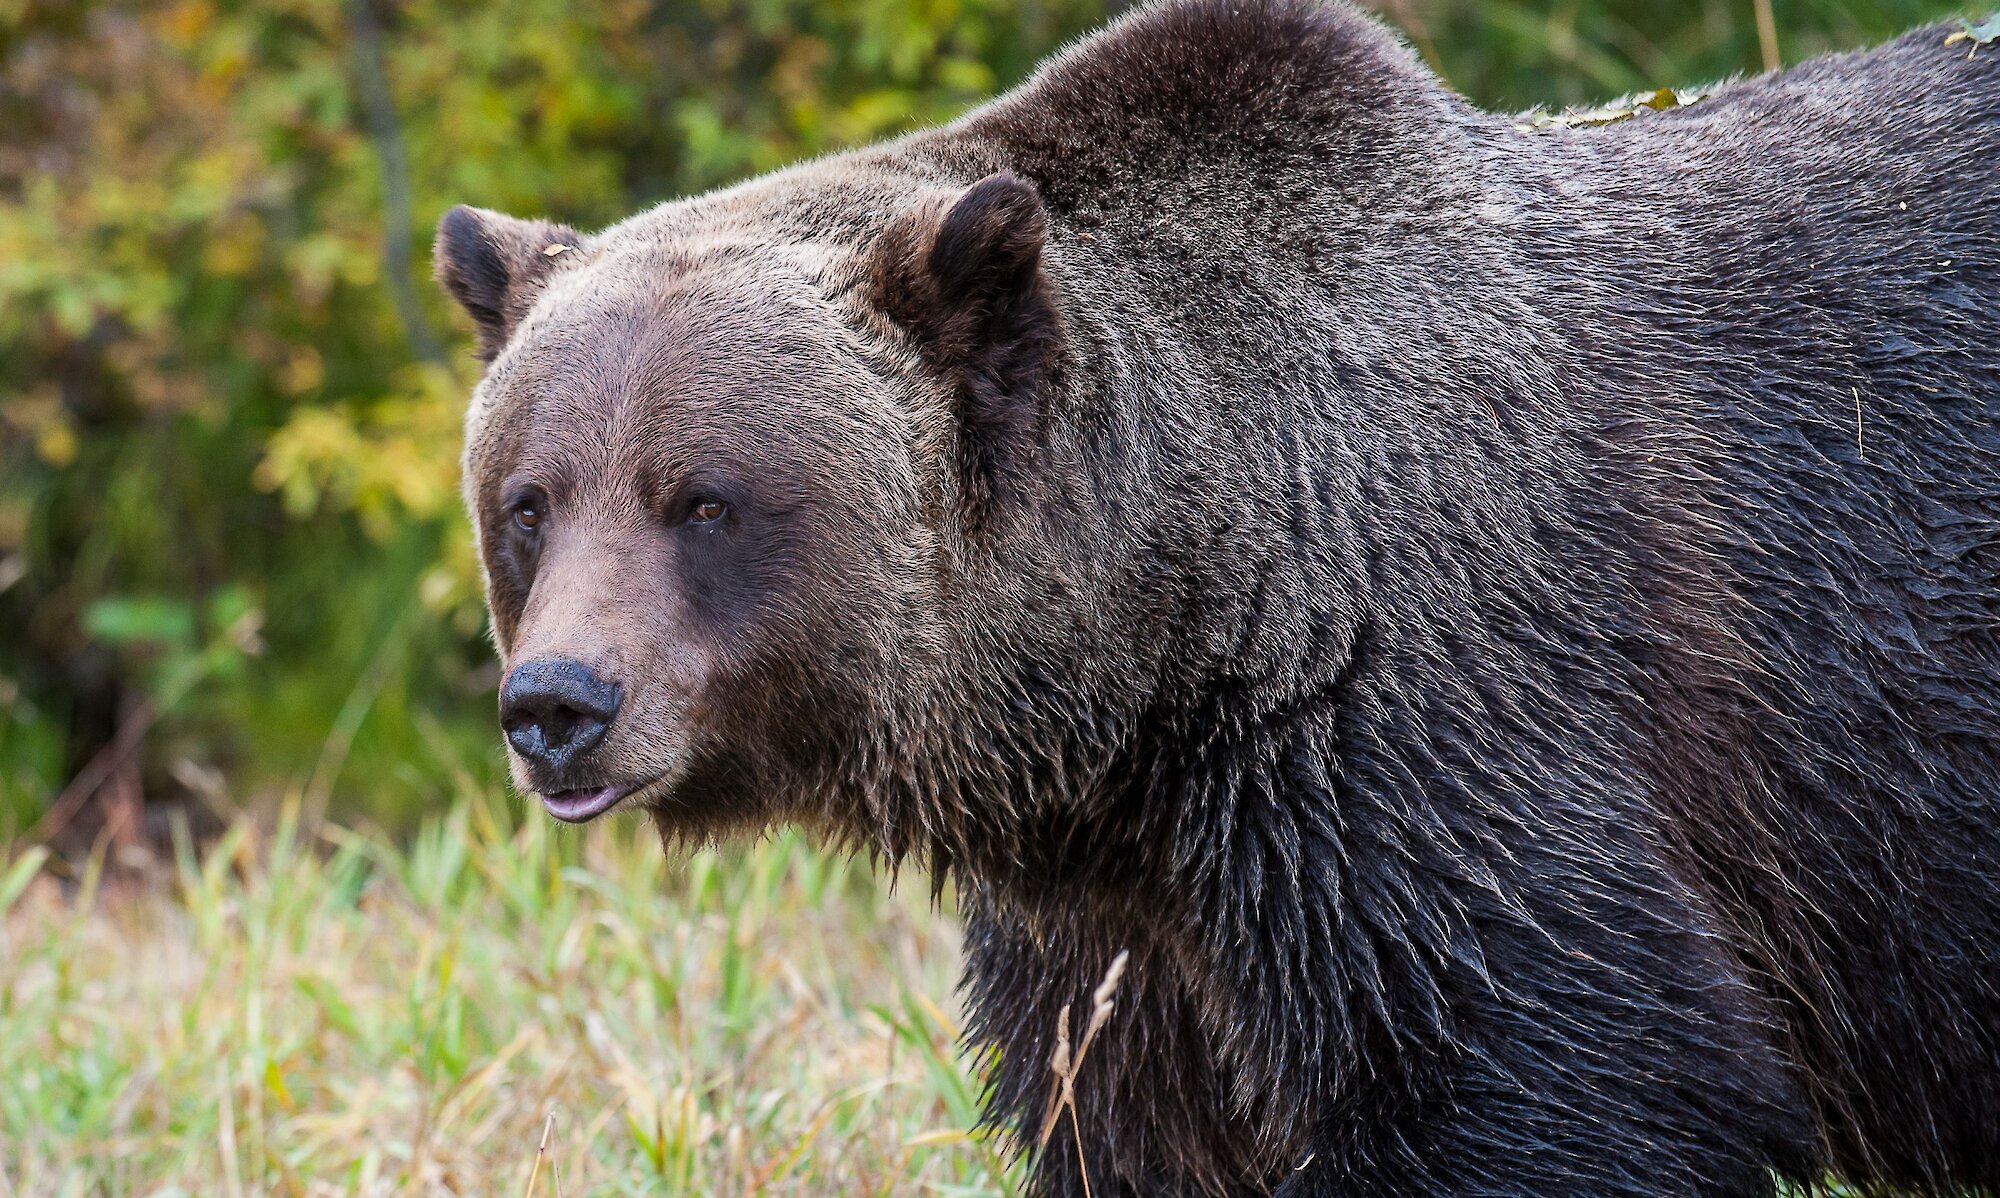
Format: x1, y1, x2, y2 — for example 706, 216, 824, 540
500, 658, 621, 773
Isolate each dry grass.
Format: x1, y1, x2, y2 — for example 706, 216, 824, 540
0, 796, 1020, 1197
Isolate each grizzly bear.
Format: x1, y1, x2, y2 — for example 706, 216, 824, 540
433, 1, 2000, 1193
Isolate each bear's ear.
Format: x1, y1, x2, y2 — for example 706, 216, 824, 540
433, 205, 585, 361
869, 172, 1062, 514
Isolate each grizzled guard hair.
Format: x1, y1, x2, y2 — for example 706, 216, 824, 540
435, 1, 2000, 1195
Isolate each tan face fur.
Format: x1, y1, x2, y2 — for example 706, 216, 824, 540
451, 206, 945, 829
438, 158, 1062, 840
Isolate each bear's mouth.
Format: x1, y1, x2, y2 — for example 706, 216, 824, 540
539, 781, 641, 823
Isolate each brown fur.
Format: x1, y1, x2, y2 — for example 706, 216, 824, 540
435, 2, 2000, 1193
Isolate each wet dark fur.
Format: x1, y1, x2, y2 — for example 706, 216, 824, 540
904, 5, 2000, 1194
440, 2, 2000, 1194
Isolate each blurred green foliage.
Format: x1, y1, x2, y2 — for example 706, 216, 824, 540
1390, 0, 1976, 109
0, 0, 1976, 833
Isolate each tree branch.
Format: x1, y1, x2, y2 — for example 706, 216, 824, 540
347, 0, 446, 366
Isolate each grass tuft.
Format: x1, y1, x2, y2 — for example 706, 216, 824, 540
0, 795, 1020, 1196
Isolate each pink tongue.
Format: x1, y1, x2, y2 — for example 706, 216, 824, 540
540, 784, 627, 823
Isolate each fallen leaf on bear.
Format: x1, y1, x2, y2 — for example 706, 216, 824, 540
1513, 85, 1714, 132
542, 243, 570, 256
1944, 16, 2000, 47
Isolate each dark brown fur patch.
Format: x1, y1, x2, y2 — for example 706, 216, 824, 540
865, 173, 1063, 517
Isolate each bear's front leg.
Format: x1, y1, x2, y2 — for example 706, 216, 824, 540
961, 819, 1817, 1198
1241, 888, 1820, 1198
959, 888, 1274, 1198
1264, 1028, 1803, 1198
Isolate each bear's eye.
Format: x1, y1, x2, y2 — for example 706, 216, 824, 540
689, 497, 727, 524
512, 499, 542, 533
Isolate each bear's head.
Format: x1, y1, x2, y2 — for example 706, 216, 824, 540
435, 171, 1122, 856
